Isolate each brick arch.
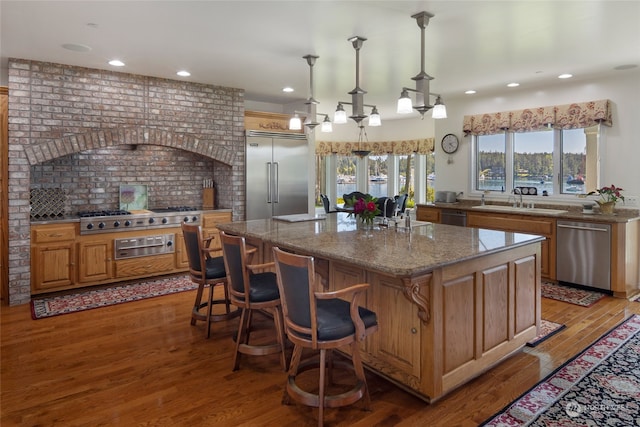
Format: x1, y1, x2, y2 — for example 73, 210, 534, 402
24, 126, 236, 166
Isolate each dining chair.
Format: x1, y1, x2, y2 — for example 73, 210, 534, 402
181, 223, 239, 338
320, 194, 337, 213
220, 231, 287, 371
272, 246, 378, 427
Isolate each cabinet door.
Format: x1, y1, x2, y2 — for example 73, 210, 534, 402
174, 233, 190, 269
32, 243, 75, 292
78, 240, 113, 283
417, 207, 440, 223
368, 274, 422, 381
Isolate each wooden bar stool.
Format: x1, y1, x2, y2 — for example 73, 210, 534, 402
182, 223, 239, 338
272, 247, 378, 426
220, 231, 287, 371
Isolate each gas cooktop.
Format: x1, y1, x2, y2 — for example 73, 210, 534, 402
78, 207, 202, 234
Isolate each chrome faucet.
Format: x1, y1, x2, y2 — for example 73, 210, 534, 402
381, 198, 390, 227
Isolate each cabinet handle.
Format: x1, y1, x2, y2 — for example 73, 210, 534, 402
50, 233, 63, 238
411, 328, 417, 334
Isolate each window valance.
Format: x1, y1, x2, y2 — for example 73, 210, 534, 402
316, 138, 434, 156
463, 99, 612, 135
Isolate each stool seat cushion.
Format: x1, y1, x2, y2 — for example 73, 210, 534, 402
248, 272, 280, 303
205, 256, 226, 280
290, 299, 377, 341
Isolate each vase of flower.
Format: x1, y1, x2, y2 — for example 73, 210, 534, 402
345, 194, 381, 232
588, 185, 624, 215
596, 200, 615, 214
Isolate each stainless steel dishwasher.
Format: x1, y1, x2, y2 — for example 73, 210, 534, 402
556, 220, 611, 290
440, 209, 467, 226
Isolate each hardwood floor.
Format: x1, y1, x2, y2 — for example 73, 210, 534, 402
2, 284, 639, 426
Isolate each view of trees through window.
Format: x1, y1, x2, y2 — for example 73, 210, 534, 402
475, 126, 594, 196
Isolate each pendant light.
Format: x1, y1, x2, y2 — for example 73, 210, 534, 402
397, 11, 447, 120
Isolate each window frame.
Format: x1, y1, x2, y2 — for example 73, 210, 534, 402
470, 125, 601, 199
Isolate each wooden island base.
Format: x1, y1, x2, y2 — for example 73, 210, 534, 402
217, 216, 542, 402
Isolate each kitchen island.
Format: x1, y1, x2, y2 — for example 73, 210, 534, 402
217, 213, 543, 402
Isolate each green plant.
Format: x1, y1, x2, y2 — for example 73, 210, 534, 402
588, 184, 624, 204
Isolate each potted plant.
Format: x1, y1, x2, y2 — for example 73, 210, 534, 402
588, 184, 624, 214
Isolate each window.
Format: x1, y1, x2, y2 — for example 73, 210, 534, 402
367, 155, 388, 198
336, 155, 357, 202
476, 133, 506, 192
425, 152, 435, 202
398, 154, 415, 203
473, 125, 599, 196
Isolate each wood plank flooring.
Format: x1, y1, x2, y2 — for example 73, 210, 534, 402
2, 284, 639, 426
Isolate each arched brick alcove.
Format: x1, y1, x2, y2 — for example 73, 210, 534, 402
24, 127, 236, 166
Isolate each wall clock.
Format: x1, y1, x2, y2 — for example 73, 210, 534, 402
441, 133, 459, 154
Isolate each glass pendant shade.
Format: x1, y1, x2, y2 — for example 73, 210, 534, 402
368, 107, 381, 126
432, 99, 447, 119
334, 104, 348, 124
321, 116, 333, 132
397, 91, 413, 114
289, 114, 302, 130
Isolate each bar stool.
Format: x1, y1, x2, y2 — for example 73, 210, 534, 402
220, 231, 287, 371
182, 223, 239, 338
272, 246, 378, 426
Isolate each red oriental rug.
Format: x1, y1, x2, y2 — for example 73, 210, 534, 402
526, 319, 566, 347
541, 281, 607, 307
30, 275, 197, 319
481, 314, 640, 426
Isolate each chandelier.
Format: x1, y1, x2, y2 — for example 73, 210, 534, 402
397, 11, 447, 119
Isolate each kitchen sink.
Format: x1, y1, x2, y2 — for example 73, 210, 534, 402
471, 205, 568, 215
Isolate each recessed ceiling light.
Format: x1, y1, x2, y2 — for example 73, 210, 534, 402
282, 87, 294, 93
176, 70, 191, 77
62, 43, 92, 52
507, 82, 520, 87
614, 64, 638, 70
465, 90, 476, 94
558, 73, 573, 79
108, 59, 125, 67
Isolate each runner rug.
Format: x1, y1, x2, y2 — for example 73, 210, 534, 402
541, 281, 607, 307
526, 319, 566, 347
481, 314, 640, 426
31, 275, 197, 319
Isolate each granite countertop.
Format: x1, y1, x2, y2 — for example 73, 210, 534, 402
216, 213, 544, 278
419, 201, 640, 223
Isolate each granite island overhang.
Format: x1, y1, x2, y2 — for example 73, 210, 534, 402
217, 213, 544, 402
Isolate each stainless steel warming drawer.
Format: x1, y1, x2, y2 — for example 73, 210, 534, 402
114, 234, 175, 259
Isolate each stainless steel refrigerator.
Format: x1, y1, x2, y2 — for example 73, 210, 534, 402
245, 131, 309, 220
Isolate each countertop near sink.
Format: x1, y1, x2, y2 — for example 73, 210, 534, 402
419, 201, 640, 223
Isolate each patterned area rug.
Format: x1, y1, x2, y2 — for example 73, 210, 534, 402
630, 293, 640, 303
526, 319, 566, 347
541, 281, 607, 307
31, 275, 197, 319
481, 314, 640, 426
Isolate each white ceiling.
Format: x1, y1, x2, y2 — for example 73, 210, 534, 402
2, 1, 639, 120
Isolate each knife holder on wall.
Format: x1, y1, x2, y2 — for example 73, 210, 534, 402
203, 188, 215, 210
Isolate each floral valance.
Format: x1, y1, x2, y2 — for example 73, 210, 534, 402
463, 99, 612, 135
315, 138, 435, 156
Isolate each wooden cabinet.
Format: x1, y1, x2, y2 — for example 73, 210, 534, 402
174, 234, 190, 269
200, 211, 232, 258
78, 238, 113, 283
467, 211, 556, 280
31, 224, 77, 293
416, 206, 441, 223
115, 254, 175, 278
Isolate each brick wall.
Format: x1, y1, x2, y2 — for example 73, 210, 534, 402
7, 58, 246, 305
